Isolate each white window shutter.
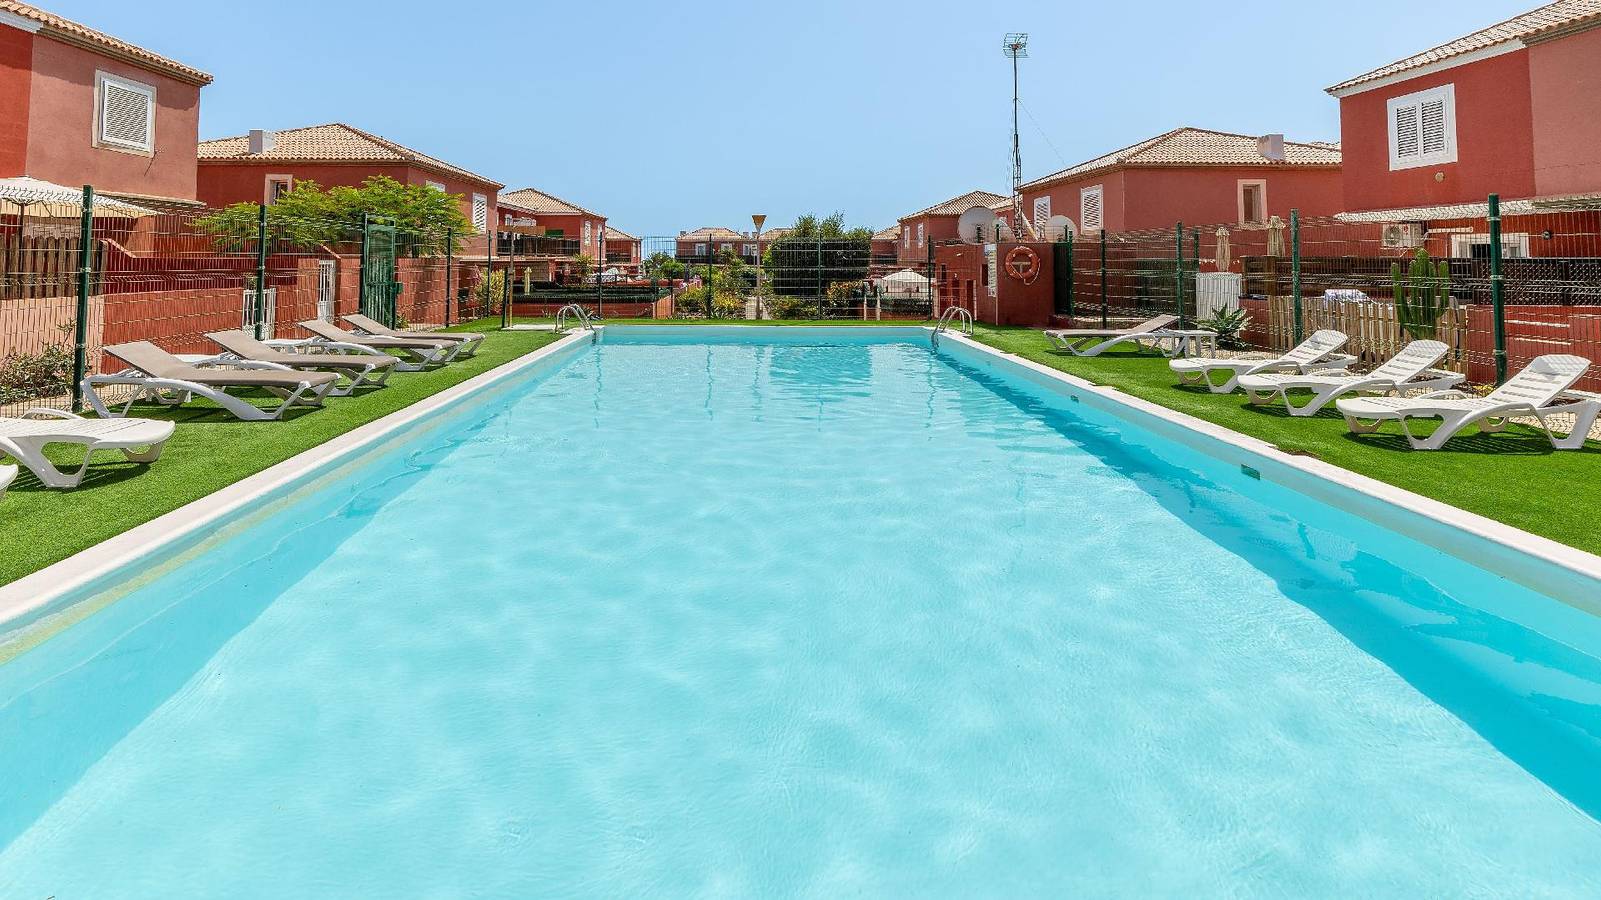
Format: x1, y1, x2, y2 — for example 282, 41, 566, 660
97, 74, 154, 151
1419, 99, 1447, 155
1393, 104, 1420, 159
1080, 187, 1103, 231
1033, 196, 1051, 233
471, 194, 488, 230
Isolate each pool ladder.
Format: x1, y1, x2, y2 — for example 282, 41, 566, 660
931, 306, 974, 346
555, 304, 597, 335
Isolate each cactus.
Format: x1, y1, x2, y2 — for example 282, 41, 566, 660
1392, 249, 1451, 340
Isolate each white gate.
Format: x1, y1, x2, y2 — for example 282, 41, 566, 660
243, 287, 278, 337
1194, 272, 1242, 319
317, 259, 337, 321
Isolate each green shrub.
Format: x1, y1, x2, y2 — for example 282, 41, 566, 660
0, 343, 73, 405
1195, 307, 1252, 350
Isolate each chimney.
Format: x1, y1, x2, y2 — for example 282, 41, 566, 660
1256, 133, 1286, 162
248, 129, 276, 154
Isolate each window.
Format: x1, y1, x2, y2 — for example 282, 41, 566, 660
743, 243, 757, 256
902, 229, 910, 249
1032, 196, 1051, 234
1387, 84, 1456, 170
424, 180, 447, 193
694, 242, 707, 255
1080, 185, 1104, 232
719, 242, 732, 252
1451, 232, 1529, 259
583, 221, 593, 246
1238, 180, 1266, 225
916, 222, 925, 246
264, 175, 293, 204
95, 72, 155, 153
471, 194, 488, 231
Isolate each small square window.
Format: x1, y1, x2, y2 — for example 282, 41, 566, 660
95, 71, 155, 153
1387, 84, 1457, 171
265, 175, 293, 204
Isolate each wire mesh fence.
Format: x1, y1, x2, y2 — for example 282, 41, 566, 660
1049, 202, 1601, 390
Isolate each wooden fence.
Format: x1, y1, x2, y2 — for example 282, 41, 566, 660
1264, 296, 1469, 370
0, 233, 102, 300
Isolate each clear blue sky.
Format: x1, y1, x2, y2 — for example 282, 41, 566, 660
56, 0, 1530, 235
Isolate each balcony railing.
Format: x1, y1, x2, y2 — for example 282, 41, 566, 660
497, 235, 581, 257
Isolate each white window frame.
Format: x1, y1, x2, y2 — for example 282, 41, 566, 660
1032, 196, 1051, 233
471, 194, 488, 231
1387, 83, 1457, 171
424, 180, 447, 193
263, 174, 294, 204
93, 71, 156, 154
719, 242, 732, 253
694, 242, 707, 255
1237, 179, 1267, 225
742, 243, 758, 256
916, 222, 925, 247
902, 229, 910, 249
1080, 185, 1104, 232
1450, 232, 1529, 258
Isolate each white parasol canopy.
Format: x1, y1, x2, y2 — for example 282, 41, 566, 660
0, 176, 157, 219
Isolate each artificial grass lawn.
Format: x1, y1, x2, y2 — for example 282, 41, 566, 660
0, 324, 559, 586
967, 325, 1601, 555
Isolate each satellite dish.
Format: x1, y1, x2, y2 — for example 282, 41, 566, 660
957, 206, 998, 244
1044, 215, 1076, 242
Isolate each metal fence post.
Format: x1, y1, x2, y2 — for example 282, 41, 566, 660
1099, 228, 1108, 328
359, 212, 371, 321
1290, 208, 1303, 344
71, 185, 93, 412
1173, 222, 1184, 327
1488, 193, 1508, 385
925, 238, 935, 318
1065, 231, 1074, 322
254, 203, 269, 340
815, 240, 824, 320
443, 227, 453, 327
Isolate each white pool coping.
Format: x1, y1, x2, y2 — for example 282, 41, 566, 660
935, 330, 1601, 609
0, 329, 599, 631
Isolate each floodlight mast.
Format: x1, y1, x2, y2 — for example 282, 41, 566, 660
1003, 33, 1031, 239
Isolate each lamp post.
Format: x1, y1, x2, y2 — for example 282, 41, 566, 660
751, 213, 766, 320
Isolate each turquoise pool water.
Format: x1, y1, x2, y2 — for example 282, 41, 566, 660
2, 327, 1600, 896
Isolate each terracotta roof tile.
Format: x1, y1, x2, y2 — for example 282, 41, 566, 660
198, 124, 501, 188
603, 225, 638, 241
901, 190, 1008, 221
872, 224, 901, 241
0, 1, 211, 85
499, 187, 602, 218
1020, 128, 1340, 191
678, 226, 746, 241
1326, 0, 1601, 94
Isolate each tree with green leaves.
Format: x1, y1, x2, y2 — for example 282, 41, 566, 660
194, 176, 475, 255
644, 251, 685, 281
764, 212, 873, 301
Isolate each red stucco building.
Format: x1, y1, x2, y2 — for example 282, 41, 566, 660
0, 1, 211, 208
1328, 0, 1601, 220
1016, 128, 1343, 237
197, 123, 503, 253
896, 190, 1008, 263
497, 187, 606, 262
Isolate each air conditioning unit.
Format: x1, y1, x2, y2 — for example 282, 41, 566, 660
1381, 223, 1425, 249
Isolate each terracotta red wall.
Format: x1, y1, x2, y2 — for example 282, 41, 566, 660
989, 242, 1055, 327
1529, 26, 1601, 197
1020, 170, 1128, 233
1120, 167, 1343, 230
899, 214, 962, 262
0, 25, 32, 175
25, 36, 202, 200
1339, 51, 1536, 213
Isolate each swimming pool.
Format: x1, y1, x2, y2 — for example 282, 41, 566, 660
2, 326, 1600, 895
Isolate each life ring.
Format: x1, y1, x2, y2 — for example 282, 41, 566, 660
1004, 245, 1041, 285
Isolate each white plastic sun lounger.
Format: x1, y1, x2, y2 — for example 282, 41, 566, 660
84, 341, 339, 421
206, 330, 397, 396
1336, 354, 1592, 450
1044, 314, 1183, 357
343, 313, 482, 360
0, 464, 15, 501
1236, 340, 1463, 416
0, 410, 175, 488
1169, 329, 1355, 393
298, 319, 455, 371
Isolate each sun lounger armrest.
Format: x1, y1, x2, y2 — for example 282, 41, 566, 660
1299, 354, 1356, 373
19, 407, 86, 420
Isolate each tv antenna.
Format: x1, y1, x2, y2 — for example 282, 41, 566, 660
1002, 33, 1034, 239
